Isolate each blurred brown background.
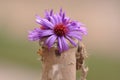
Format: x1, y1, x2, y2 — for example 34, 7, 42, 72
0, 0, 120, 80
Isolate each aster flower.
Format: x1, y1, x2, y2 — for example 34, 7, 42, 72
28, 9, 87, 52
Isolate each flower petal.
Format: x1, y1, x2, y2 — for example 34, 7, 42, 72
68, 26, 87, 36
40, 30, 54, 37
36, 15, 42, 24
50, 9, 53, 16
61, 36, 69, 51
45, 10, 49, 17
67, 32, 82, 41
65, 35, 77, 46
49, 16, 56, 25
53, 15, 58, 24
59, 8, 63, 16
41, 19, 54, 29
45, 9, 53, 17
58, 37, 63, 52
36, 15, 50, 29
66, 21, 81, 29
28, 28, 41, 41
57, 14, 62, 23
80, 27, 87, 35
62, 12, 65, 22
69, 31, 82, 36
45, 35, 57, 48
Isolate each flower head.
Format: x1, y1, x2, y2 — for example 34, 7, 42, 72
28, 9, 87, 52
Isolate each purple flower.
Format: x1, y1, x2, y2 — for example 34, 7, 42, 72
28, 28, 41, 41
28, 9, 87, 52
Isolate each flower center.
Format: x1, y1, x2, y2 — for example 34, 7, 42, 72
54, 24, 68, 36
